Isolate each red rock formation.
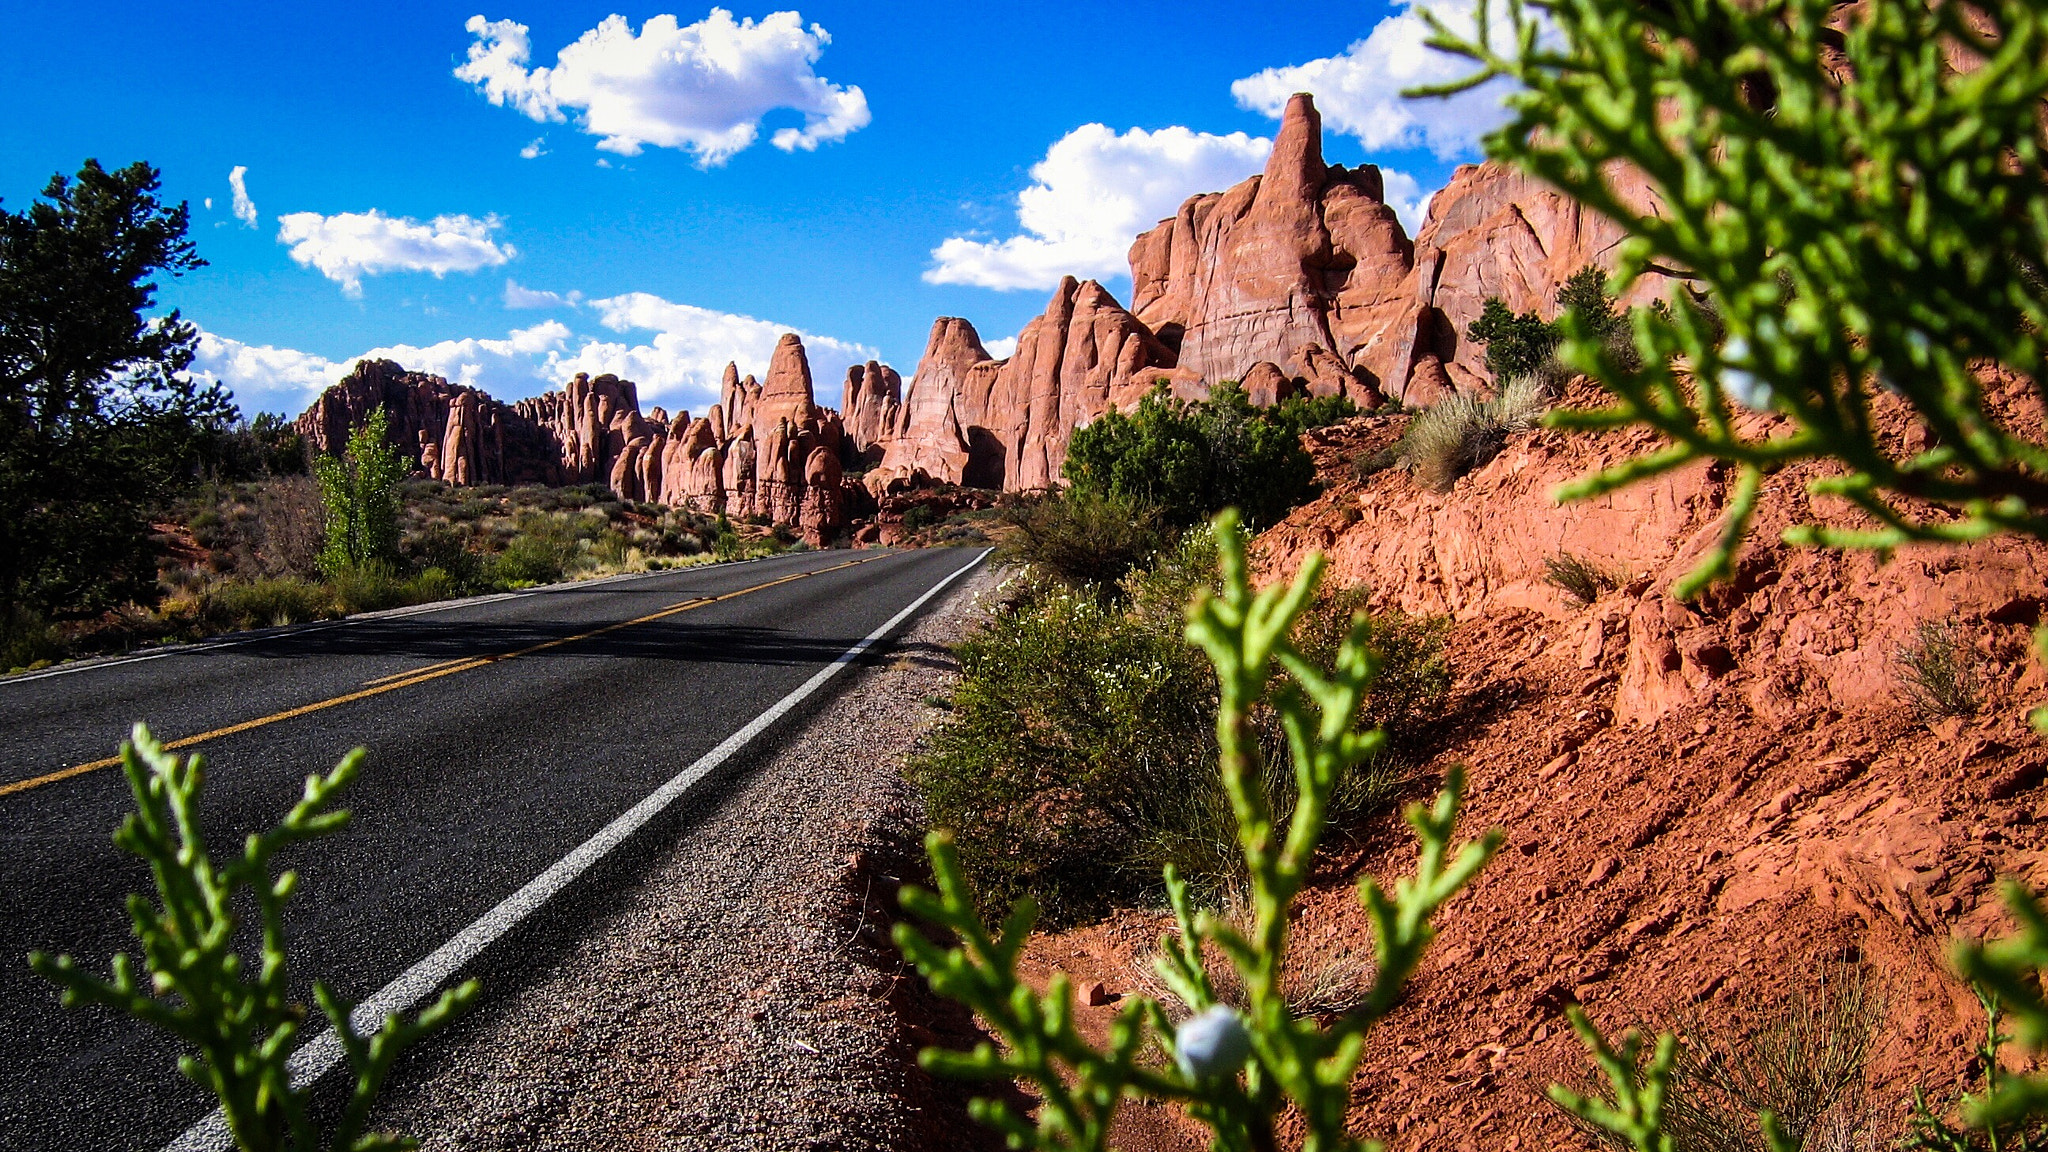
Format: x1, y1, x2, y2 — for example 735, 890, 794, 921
870, 280, 1175, 493
1127, 93, 1411, 404
840, 360, 903, 466
295, 339, 862, 545
1376, 161, 1668, 400
294, 359, 561, 486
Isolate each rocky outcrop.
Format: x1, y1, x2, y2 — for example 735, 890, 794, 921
295, 338, 860, 545
1127, 93, 1412, 404
1376, 161, 1668, 402
866, 280, 1176, 492
295, 360, 562, 487
841, 361, 903, 466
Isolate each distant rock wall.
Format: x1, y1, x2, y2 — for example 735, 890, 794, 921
296, 335, 855, 545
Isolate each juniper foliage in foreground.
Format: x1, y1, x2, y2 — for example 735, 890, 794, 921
1419, 0, 2048, 595
27, 724, 475, 1152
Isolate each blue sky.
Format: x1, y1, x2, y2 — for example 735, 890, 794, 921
0, 1, 1514, 418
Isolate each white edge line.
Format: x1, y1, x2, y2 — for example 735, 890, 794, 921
163, 547, 986, 1152
2, 550, 866, 687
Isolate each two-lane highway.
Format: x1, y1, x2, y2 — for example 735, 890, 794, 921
0, 546, 983, 1151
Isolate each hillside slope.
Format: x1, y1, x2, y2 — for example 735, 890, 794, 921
1027, 379, 2048, 1147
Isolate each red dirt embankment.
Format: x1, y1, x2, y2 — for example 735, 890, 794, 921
1024, 377, 2048, 1148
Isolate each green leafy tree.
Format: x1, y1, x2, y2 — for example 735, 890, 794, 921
1063, 388, 1213, 523
1465, 296, 1561, 380
315, 407, 409, 576
29, 724, 476, 1151
1199, 382, 1319, 529
1557, 264, 1626, 341
0, 159, 233, 623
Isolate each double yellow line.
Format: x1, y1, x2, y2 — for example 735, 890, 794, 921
0, 556, 878, 799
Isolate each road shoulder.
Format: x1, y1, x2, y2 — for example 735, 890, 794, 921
370, 562, 1004, 1152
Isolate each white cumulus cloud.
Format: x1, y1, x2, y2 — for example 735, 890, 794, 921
926, 124, 1271, 292
456, 9, 871, 166
1231, 0, 1531, 160
519, 137, 547, 159
503, 280, 581, 309
191, 331, 341, 416
982, 336, 1017, 360
276, 210, 515, 296
359, 320, 574, 390
191, 297, 878, 419
228, 166, 258, 228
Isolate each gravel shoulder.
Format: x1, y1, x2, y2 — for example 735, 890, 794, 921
370, 563, 1006, 1151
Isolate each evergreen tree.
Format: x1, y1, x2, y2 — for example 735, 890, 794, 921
0, 160, 231, 622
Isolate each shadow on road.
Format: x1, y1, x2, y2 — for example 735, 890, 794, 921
232, 619, 872, 668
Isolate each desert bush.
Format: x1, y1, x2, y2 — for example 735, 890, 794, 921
902, 504, 937, 534
912, 524, 1448, 925
327, 562, 414, 616
400, 524, 489, 592
1401, 373, 1550, 491
1270, 392, 1358, 435
1467, 297, 1562, 381
29, 724, 474, 1152
1563, 965, 1886, 1152
1896, 617, 1983, 720
996, 490, 1168, 596
198, 577, 336, 631
896, 515, 1500, 1150
1, 609, 65, 672
1063, 383, 1318, 530
489, 513, 588, 587
1546, 552, 1626, 606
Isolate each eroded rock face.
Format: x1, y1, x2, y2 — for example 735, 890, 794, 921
1128, 92, 1411, 404
868, 282, 1175, 492
294, 339, 861, 545
295, 360, 562, 487
841, 361, 903, 466
1376, 161, 1667, 399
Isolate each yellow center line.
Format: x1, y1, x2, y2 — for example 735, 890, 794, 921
1, 556, 881, 799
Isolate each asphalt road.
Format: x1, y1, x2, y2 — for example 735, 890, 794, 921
0, 546, 984, 1152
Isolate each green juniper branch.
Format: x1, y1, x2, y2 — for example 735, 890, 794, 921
1411, 0, 2048, 589
27, 723, 475, 1152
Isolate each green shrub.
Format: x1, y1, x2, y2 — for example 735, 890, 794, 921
489, 513, 585, 587
1, 609, 65, 672
1545, 552, 1626, 606
328, 562, 414, 615
1896, 617, 1983, 720
199, 578, 336, 631
1063, 383, 1317, 530
902, 504, 937, 534
1270, 392, 1358, 436
895, 515, 1499, 1151
996, 490, 1168, 596
1063, 388, 1213, 524
1467, 297, 1561, 381
911, 525, 1449, 925
1400, 374, 1549, 491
